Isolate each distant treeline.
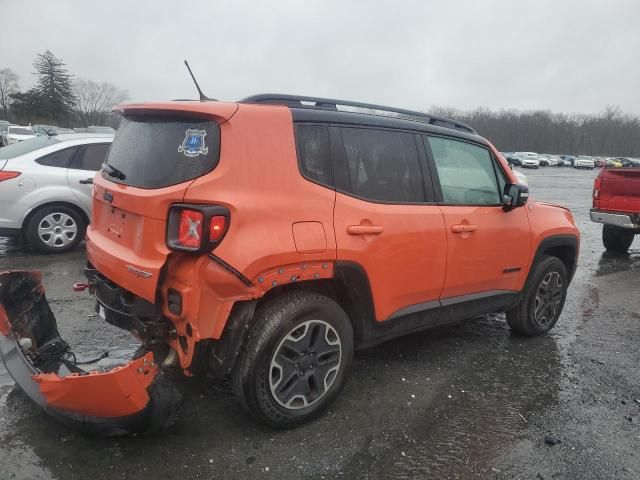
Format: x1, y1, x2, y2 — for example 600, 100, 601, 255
430, 105, 640, 157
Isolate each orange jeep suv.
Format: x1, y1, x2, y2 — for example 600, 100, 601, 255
0, 95, 579, 432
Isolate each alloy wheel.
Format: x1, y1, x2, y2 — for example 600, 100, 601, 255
269, 320, 342, 410
533, 271, 563, 328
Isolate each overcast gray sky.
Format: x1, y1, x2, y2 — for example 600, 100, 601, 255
1, 0, 639, 114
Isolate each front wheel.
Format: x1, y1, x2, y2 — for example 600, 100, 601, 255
602, 224, 635, 252
233, 291, 353, 428
506, 256, 568, 336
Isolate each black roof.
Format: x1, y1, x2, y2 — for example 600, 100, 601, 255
240, 94, 480, 139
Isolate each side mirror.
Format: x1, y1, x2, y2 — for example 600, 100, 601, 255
503, 183, 529, 209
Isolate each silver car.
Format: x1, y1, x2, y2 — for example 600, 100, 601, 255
0, 133, 113, 253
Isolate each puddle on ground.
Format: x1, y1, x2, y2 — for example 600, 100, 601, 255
0, 236, 30, 256
370, 328, 561, 479
594, 249, 640, 277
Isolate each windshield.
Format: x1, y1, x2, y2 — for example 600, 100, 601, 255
9, 127, 35, 136
104, 114, 220, 189
0, 136, 60, 159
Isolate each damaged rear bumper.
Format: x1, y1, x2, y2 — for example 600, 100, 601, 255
0, 270, 181, 436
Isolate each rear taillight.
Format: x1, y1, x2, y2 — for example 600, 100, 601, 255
593, 177, 602, 207
0, 171, 21, 182
167, 204, 229, 252
177, 209, 203, 248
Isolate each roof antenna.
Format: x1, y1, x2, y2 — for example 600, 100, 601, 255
184, 60, 215, 101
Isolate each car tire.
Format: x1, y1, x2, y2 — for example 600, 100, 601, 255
25, 205, 87, 254
233, 291, 353, 428
602, 225, 635, 253
506, 255, 568, 336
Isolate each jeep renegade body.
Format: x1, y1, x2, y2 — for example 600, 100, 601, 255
0, 95, 579, 434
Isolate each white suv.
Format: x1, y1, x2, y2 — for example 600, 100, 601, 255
0, 133, 113, 253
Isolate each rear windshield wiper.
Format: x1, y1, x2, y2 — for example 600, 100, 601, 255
102, 162, 126, 180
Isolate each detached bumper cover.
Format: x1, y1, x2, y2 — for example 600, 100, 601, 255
0, 271, 181, 435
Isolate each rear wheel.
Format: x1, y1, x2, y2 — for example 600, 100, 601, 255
507, 256, 568, 336
233, 291, 353, 428
25, 205, 86, 254
602, 224, 635, 253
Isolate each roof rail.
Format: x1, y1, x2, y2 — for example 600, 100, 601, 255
240, 93, 476, 134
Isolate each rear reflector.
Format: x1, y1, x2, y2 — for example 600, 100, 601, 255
0, 171, 21, 182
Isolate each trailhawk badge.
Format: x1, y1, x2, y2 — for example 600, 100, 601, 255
178, 128, 209, 157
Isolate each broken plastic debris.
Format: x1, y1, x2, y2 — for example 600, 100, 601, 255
544, 436, 561, 445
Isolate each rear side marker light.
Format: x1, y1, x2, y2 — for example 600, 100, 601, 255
0, 171, 21, 182
209, 216, 226, 241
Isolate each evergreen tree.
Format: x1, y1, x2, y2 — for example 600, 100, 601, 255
32, 50, 76, 123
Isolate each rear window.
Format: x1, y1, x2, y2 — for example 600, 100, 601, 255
9, 127, 34, 135
0, 136, 60, 159
104, 114, 220, 189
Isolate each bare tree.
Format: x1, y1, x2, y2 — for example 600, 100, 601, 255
74, 79, 128, 126
0, 68, 19, 117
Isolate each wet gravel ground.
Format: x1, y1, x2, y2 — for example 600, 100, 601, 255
1, 167, 639, 480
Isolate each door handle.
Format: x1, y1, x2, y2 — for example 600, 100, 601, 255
347, 225, 384, 235
451, 224, 477, 233
79, 178, 94, 184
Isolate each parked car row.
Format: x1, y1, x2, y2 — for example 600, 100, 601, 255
0, 120, 115, 147
501, 151, 640, 170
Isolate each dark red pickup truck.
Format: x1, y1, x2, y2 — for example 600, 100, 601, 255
591, 164, 640, 252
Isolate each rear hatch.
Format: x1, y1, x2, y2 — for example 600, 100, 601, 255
87, 102, 237, 302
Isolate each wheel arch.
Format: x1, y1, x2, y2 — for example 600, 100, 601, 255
532, 234, 579, 283
253, 261, 376, 349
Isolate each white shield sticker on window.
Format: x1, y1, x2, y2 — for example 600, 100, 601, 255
178, 128, 209, 157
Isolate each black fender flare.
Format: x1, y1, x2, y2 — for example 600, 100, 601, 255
531, 234, 579, 283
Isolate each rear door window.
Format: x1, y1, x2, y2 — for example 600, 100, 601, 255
70, 143, 111, 171
104, 115, 220, 189
340, 127, 425, 203
0, 136, 60, 159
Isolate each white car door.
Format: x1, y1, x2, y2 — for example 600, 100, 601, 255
66, 142, 111, 213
